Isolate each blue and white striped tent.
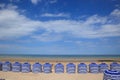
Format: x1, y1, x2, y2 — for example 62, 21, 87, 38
110, 62, 120, 72
99, 63, 108, 73
0, 62, 2, 71
43, 63, 52, 73
103, 70, 120, 80
2, 61, 11, 72
78, 63, 87, 73
55, 63, 64, 73
32, 62, 42, 73
66, 63, 76, 74
89, 63, 99, 73
21, 62, 31, 73
12, 62, 21, 72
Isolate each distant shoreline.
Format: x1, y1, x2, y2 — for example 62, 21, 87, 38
0, 56, 120, 62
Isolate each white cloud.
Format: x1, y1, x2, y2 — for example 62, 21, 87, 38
0, 4, 120, 41
31, 32, 62, 42
0, 3, 5, 8
110, 9, 120, 17
49, 0, 58, 4
41, 13, 69, 17
31, 0, 41, 5
0, 7, 40, 39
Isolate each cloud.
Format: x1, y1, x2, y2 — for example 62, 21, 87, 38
0, 3, 5, 8
41, 13, 69, 17
31, 32, 62, 42
110, 9, 120, 17
0, 5, 40, 39
31, 0, 41, 5
49, 0, 58, 4
0, 4, 120, 41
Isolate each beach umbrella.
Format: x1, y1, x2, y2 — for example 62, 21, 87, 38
0, 62, 2, 71
12, 62, 21, 72
89, 63, 99, 73
55, 63, 64, 73
78, 63, 87, 73
43, 63, 52, 73
103, 70, 120, 80
110, 62, 120, 72
99, 63, 108, 73
21, 62, 31, 73
32, 62, 42, 73
2, 61, 11, 72
66, 63, 76, 74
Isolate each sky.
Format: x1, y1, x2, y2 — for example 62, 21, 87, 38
0, 0, 120, 55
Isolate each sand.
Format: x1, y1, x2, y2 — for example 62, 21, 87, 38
0, 57, 120, 80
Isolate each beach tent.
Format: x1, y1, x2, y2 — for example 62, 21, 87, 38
2, 61, 11, 72
32, 62, 42, 73
89, 63, 99, 73
55, 63, 64, 73
99, 63, 108, 73
110, 62, 120, 72
103, 70, 120, 80
21, 62, 31, 73
43, 63, 52, 73
12, 62, 21, 72
0, 62, 2, 71
66, 63, 76, 74
78, 63, 87, 73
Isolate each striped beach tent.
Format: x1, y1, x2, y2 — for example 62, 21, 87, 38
2, 61, 11, 72
110, 62, 120, 72
66, 63, 76, 74
55, 63, 64, 73
103, 70, 120, 80
0, 62, 2, 71
43, 63, 52, 73
89, 63, 99, 73
99, 63, 108, 73
21, 62, 31, 73
12, 62, 21, 72
32, 62, 42, 73
78, 63, 87, 73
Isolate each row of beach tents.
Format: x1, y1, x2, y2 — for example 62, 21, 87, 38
0, 61, 120, 74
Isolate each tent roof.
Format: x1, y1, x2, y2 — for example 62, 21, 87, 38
104, 70, 120, 75
33, 62, 42, 67
78, 63, 87, 67
67, 63, 75, 67
55, 63, 64, 67
99, 63, 108, 67
13, 62, 21, 66
43, 63, 52, 67
89, 63, 98, 67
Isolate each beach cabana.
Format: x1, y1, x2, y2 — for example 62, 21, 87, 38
89, 63, 99, 73
78, 63, 87, 73
55, 63, 64, 73
66, 63, 76, 74
12, 62, 21, 72
21, 62, 31, 73
43, 63, 52, 73
32, 62, 42, 73
0, 62, 2, 71
110, 62, 120, 72
2, 61, 11, 72
103, 70, 120, 80
99, 63, 108, 73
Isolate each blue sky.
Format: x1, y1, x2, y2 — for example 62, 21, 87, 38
0, 0, 120, 55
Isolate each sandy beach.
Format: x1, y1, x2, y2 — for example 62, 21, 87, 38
0, 57, 120, 80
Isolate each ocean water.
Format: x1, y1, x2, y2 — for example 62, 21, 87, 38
0, 54, 120, 59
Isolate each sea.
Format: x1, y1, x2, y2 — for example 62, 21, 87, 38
0, 54, 120, 59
